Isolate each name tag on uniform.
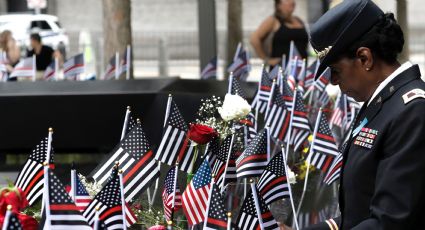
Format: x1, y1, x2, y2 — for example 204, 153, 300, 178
354, 127, 378, 149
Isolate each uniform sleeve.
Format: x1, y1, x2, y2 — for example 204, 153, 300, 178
302, 217, 340, 230
352, 100, 425, 229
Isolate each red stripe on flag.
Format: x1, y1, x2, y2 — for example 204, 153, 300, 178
24, 170, 43, 195
207, 217, 227, 228
321, 156, 334, 173
64, 64, 84, 73
176, 135, 190, 164
261, 176, 286, 195
99, 205, 122, 220
294, 111, 308, 116
238, 154, 267, 166
316, 133, 335, 142
50, 204, 79, 211
123, 150, 153, 183
278, 112, 290, 140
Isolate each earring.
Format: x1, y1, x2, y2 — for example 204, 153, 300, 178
366, 68, 370, 71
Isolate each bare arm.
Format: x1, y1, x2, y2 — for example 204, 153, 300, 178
7, 40, 20, 64
250, 16, 276, 61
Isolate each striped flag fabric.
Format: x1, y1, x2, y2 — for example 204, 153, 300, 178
10, 57, 34, 79
70, 169, 92, 212
323, 153, 343, 185
269, 65, 279, 81
281, 76, 294, 111
303, 59, 319, 91
14, 137, 53, 206
201, 56, 217, 80
237, 185, 279, 230
205, 137, 220, 168
89, 124, 160, 202
43, 60, 56, 80
83, 169, 126, 229
2, 207, 23, 230
314, 68, 331, 106
227, 47, 250, 80
182, 159, 212, 226
308, 110, 339, 172
330, 92, 346, 128
41, 167, 91, 230
290, 90, 311, 152
204, 182, 228, 230
242, 112, 257, 144
63, 53, 84, 79
236, 128, 269, 179
155, 99, 195, 173
211, 135, 236, 191
162, 166, 182, 221
252, 66, 273, 114
257, 152, 289, 205
103, 55, 117, 80
345, 97, 361, 131
265, 83, 291, 142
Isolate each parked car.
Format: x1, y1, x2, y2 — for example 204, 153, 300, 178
0, 14, 69, 53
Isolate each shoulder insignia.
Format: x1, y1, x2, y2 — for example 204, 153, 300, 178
402, 89, 425, 104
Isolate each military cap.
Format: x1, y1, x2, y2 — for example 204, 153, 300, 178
310, 0, 384, 79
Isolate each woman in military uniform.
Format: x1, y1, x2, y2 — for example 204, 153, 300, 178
305, 0, 425, 229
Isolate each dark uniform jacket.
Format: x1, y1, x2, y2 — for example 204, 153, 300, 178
305, 64, 425, 229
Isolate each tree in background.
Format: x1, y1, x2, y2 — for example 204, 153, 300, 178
226, 0, 242, 79
397, 0, 409, 62
103, 0, 133, 79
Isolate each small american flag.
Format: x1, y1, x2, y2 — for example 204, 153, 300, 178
43, 60, 56, 80
10, 57, 34, 79
257, 152, 289, 205
63, 53, 84, 79
70, 169, 92, 212
265, 82, 291, 142
162, 166, 182, 221
229, 74, 247, 99
2, 207, 23, 230
303, 59, 319, 91
84, 169, 137, 229
204, 183, 228, 230
201, 56, 217, 80
237, 185, 279, 230
323, 152, 343, 185
182, 159, 212, 226
227, 45, 250, 80
41, 167, 91, 230
155, 99, 195, 172
242, 112, 257, 145
89, 124, 160, 202
330, 92, 346, 128
285, 41, 304, 90
290, 90, 311, 152
119, 47, 130, 75
15, 137, 53, 206
314, 68, 331, 106
211, 135, 236, 191
236, 128, 269, 179
308, 110, 339, 172
269, 65, 279, 81
252, 66, 273, 114
205, 137, 220, 168
281, 75, 294, 111
103, 55, 117, 80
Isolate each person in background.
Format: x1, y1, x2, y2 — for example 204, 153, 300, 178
0, 30, 21, 71
250, 0, 308, 67
26, 33, 57, 71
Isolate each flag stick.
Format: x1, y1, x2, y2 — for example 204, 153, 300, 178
32, 54, 36, 82
266, 126, 271, 162
265, 80, 276, 120
250, 180, 265, 230
228, 72, 233, 94
46, 128, 53, 164
203, 176, 215, 229
43, 162, 51, 228
280, 148, 300, 230
118, 169, 127, 230
296, 108, 322, 216
2, 205, 12, 230
70, 166, 76, 202
115, 52, 120, 80
54, 56, 59, 81
120, 106, 131, 141
126, 45, 131, 80
94, 207, 100, 230
227, 212, 232, 230
221, 135, 235, 193
285, 89, 297, 160
233, 42, 242, 62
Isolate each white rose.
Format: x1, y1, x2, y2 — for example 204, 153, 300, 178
218, 94, 251, 121
287, 168, 297, 184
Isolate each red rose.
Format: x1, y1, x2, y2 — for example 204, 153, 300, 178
0, 188, 29, 214
16, 213, 38, 230
187, 124, 217, 145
